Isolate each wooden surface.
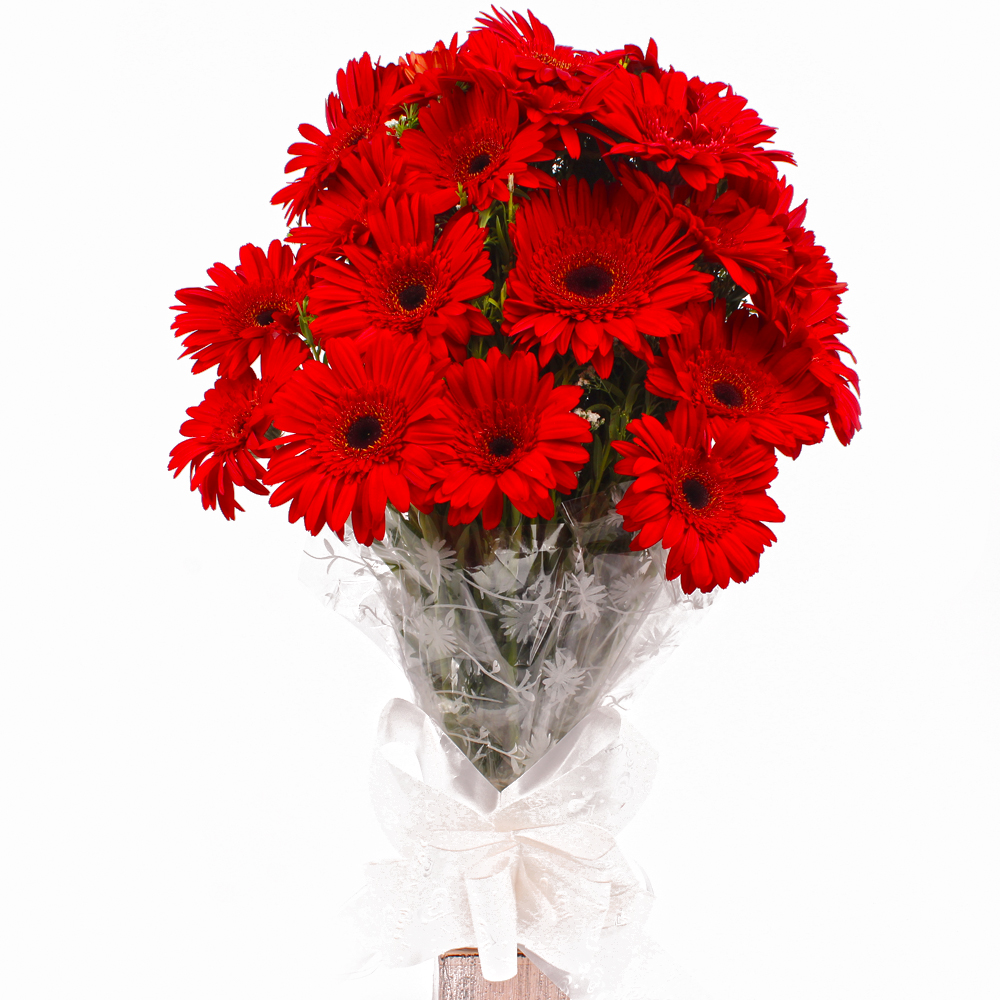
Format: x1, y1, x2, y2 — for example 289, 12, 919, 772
437, 950, 568, 999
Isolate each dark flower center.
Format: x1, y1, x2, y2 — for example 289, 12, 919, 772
682, 477, 712, 510
346, 415, 382, 449
467, 152, 492, 175
564, 264, 614, 298
712, 381, 744, 408
255, 308, 277, 326
397, 284, 427, 311
489, 435, 516, 457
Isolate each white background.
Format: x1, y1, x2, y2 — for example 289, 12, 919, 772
2, 2, 997, 998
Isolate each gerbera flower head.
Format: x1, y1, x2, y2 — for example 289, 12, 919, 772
400, 81, 554, 212
474, 8, 596, 90
647, 302, 829, 458
398, 34, 467, 101
793, 322, 861, 447
616, 38, 663, 77
817, 361, 861, 446
615, 166, 791, 294
172, 240, 309, 378
679, 203, 789, 295
755, 212, 848, 337
263, 334, 444, 545
463, 8, 613, 149
288, 132, 411, 261
424, 347, 592, 528
504, 177, 712, 376
725, 171, 797, 221
613, 414, 785, 593
308, 193, 493, 361
272, 54, 403, 221
168, 334, 308, 519
592, 67, 795, 190
743, 190, 859, 445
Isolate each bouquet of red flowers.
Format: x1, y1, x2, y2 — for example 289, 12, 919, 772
169, 8, 858, 996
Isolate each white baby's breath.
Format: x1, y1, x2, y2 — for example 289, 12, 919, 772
573, 407, 605, 430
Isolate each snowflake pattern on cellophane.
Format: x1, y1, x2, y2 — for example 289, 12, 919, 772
302, 491, 714, 789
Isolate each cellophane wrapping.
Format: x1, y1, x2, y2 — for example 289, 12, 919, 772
302, 492, 713, 790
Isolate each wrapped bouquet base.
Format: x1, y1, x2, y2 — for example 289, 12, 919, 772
305, 499, 713, 998
329, 696, 719, 999
307, 496, 713, 791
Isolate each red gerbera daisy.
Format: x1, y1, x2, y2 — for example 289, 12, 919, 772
616, 38, 664, 78
398, 34, 468, 102
504, 177, 712, 376
168, 335, 309, 519
592, 67, 794, 190
647, 302, 828, 458
400, 81, 554, 212
616, 168, 790, 294
761, 236, 850, 363
678, 204, 789, 296
724, 172, 796, 223
744, 190, 860, 445
754, 197, 847, 326
288, 133, 411, 262
807, 348, 861, 446
792, 316, 861, 447
308, 194, 493, 361
613, 415, 784, 593
272, 54, 403, 221
474, 8, 598, 91
172, 240, 309, 379
463, 8, 613, 154
423, 347, 591, 528
263, 334, 444, 545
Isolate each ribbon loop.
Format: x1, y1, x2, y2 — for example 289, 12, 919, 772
515, 822, 618, 861
465, 856, 520, 980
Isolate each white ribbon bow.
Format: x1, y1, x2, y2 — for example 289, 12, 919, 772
346, 698, 657, 986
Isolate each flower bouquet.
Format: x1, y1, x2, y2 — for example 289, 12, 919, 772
169, 8, 858, 997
